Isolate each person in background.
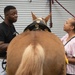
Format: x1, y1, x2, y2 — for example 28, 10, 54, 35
61, 18, 75, 75
0, 5, 18, 75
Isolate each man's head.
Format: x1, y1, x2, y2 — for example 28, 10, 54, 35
4, 5, 18, 23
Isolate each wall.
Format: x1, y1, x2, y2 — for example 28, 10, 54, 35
0, 0, 75, 38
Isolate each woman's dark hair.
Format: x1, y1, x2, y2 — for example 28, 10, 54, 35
71, 18, 75, 32
4, 5, 16, 15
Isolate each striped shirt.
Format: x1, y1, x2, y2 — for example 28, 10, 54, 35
61, 34, 75, 74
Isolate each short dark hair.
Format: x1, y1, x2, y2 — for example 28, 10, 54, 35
4, 5, 16, 15
71, 18, 75, 32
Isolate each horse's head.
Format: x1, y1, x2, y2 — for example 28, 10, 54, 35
24, 12, 51, 32
31, 12, 51, 25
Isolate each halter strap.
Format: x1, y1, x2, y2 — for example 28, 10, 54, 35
64, 36, 75, 46
24, 21, 51, 32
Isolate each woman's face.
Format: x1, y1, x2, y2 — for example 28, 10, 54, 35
63, 18, 74, 32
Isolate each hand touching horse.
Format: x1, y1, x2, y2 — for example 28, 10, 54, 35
6, 12, 66, 75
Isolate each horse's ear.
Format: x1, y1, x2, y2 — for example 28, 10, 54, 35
31, 12, 37, 20
44, 13, 51, 23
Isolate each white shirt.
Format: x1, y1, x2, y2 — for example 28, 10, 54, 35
61, 34, 75, 74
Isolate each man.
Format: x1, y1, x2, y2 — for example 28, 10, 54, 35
0, 5, 18, 75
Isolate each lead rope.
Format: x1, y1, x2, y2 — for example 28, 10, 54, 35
1, 57, 7, 72
49, 0, 54, 28
48, 0, 75, 28
55, 0, 75, 18
0, 15, 4, 20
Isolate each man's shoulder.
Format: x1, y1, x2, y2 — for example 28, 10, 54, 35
0, 22, 6, 29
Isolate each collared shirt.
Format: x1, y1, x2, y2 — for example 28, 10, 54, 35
61, 34, 75, 74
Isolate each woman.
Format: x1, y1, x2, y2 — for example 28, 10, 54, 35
61, 18, 75, 75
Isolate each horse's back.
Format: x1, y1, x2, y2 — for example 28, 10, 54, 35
7, 31, 66, 75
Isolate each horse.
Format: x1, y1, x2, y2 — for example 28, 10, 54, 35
6, 12, 66, 75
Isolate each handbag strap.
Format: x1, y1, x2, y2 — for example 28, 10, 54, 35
64, 36, 75, 46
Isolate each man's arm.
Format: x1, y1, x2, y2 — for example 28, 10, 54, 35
0, 41, 8, 52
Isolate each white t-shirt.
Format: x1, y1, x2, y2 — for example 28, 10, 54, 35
61, 34, 75, 74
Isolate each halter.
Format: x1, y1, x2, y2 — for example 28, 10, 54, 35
24, 19, 51, 32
